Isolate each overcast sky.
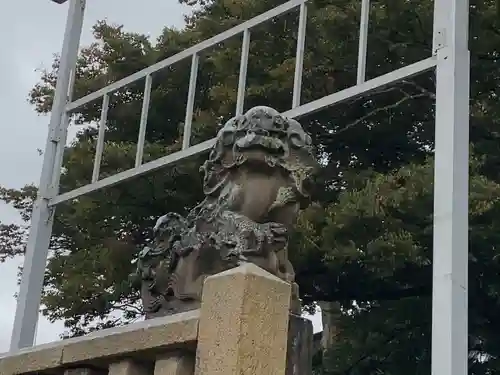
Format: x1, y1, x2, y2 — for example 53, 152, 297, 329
0, 0, 321, 353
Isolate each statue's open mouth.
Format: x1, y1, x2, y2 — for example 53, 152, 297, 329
234, 133, 287, 155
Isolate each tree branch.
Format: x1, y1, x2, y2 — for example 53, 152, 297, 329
402, 79, 436, 99
331, 92, 429, 137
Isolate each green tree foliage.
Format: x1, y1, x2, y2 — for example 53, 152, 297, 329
298, 157, 500, 374
2, 0, 500, 373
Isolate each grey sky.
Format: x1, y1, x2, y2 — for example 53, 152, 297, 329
0, 0, 321, 353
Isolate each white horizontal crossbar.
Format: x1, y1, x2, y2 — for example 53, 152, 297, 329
49, 56, 436, 206
284, 56, 436, 119
50, 138, 215, 206
66, 0, 307, 112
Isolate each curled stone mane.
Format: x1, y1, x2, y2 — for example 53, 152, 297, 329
131, 106, 318, 318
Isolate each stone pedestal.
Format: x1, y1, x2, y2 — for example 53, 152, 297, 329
195, 263, 291, 375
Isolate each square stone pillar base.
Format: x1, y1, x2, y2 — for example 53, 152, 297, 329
195, 263, 292, 375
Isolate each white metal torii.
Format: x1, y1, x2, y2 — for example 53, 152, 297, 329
11, 1, 470, 375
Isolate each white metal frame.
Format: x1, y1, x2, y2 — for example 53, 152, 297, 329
11, 1, 470, 374
432, 1, 469, 375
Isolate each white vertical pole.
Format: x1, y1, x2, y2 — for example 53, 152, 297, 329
50, 67, 76, 195
292, 2, 307, 108
236, 29, 250, 116
91, 94, 110, 182
431, 0, 470, 375
182, 53, 199, 150
10, 0, 86, 351
135, 74, 153, 167
356, 0, 370, 84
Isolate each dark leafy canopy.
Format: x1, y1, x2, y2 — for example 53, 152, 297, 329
299, 157, 500, 375
2, 0, 500, 373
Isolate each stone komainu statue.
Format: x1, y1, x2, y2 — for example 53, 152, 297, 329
130, 106, 318, 318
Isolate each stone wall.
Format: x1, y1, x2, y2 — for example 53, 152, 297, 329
0, 263, 313, 375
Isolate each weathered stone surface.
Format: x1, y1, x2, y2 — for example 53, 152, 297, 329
0, 310, 199, 374
154, 351, 195, 375
62, 310, 199, 364
0, 342, 64, 374
286, 314, 314, 375
131, 106, 318, 318
195, 263, 291, 375
65, 369, 105, 375
108, 359, 150, 375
